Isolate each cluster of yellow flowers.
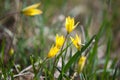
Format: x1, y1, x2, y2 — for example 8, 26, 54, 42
47, 16, 86, 72
47, 16, 81, 58
21, 3, 86, 73
47, 34, 65, 58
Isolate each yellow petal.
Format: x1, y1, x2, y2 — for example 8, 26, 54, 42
22, 3, 41, 12
74, 22, 79, 28
65, 16, 78, 33
47, 46, 60, 58
70, 36, 74, 42
70, 34, 81, 50
76, 34, 81, 45
22, 9, 42, 16
55, 34, 65, 48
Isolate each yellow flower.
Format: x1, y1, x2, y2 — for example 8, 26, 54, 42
55, 34, 65, 49
21, 3, 42, 16
9, 48, 14, 56
78, 56, 86, 73
70, 34, 81, 50
65, 16, 79, 33
47, 46, 60, 58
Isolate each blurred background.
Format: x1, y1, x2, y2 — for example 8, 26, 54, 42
0, 0, 120, 70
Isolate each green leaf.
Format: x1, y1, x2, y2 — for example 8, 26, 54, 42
102, 30, 112, 79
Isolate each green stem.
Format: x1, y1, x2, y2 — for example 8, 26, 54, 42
34, 58, 48, 79
112, 66, 118, 80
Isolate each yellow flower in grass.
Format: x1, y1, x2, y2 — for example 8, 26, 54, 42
47, 46, 60, 58
9, 48, 14, 56
70, 34, 81, 50
65, 16, 79, 33
55, 34, 65, 49
78, 56, 86, 73
21, 3, 42, 16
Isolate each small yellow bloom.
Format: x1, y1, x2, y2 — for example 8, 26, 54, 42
21, 3, 42, 16
47, 46, 60, 58
55, 34, 65, 49
65, 16, 79, 33
9, 48, 14, 56
70, 34, 81, 50
78, 56, 86, 73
